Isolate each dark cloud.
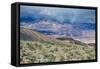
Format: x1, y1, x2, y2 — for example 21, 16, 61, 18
20, 5, 96, 24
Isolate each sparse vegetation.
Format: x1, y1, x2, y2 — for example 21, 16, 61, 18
20, 40, 95, 64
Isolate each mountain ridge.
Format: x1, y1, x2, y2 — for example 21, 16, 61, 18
20, 28, 91, 46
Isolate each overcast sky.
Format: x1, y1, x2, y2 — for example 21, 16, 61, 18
20, 5, 96, 24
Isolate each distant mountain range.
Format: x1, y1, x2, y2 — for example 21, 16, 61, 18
20, 20, 95, 44
20, 28, 88, 45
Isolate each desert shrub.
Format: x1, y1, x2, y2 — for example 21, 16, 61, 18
60, 56, 65, 61
20, 40, 95, 64
44, 54, 55, 62
27, 42, 36, 51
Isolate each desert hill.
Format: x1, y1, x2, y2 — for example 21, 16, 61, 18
20, 28, 95, 64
